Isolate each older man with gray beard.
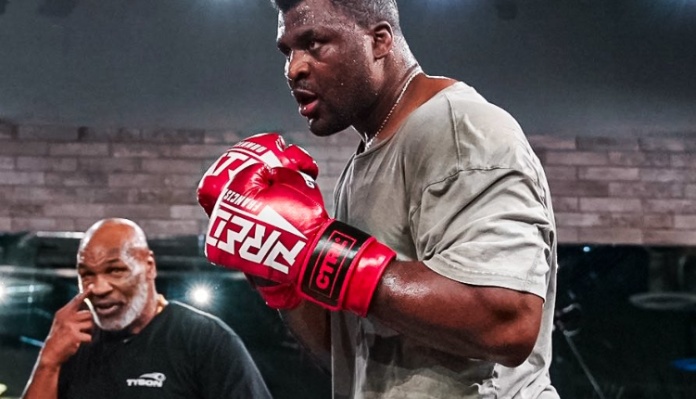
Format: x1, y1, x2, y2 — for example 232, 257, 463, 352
21, 218, 271, 399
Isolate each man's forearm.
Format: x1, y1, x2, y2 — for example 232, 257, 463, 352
371, 260, 543, 367
21, 359, 60, 399
280, 301, 332, 371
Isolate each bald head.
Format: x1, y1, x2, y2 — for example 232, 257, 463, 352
79, 218, 149, 257
77, 218, 158, 332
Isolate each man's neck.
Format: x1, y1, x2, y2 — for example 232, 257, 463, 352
127, 293, 167, 335
359, 74, 458, 151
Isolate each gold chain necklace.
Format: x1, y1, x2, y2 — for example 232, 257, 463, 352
365, 71, 420, 151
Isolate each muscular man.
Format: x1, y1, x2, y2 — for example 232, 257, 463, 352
21, 218, 272, 399
200, 0, 559, 397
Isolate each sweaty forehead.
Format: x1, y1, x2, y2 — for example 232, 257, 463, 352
277, 0, 353, 38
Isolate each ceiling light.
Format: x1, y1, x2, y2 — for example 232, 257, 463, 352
188, 284, 212, 306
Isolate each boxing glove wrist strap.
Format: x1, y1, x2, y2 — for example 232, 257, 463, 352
300, 220, 396, 316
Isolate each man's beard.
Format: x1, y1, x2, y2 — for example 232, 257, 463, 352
309, 77, 377, 137
93, 282, 149, 331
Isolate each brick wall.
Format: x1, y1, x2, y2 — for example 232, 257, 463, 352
530, 135, 696, 245
0, 121, 357, 236
1, 120, 695, 245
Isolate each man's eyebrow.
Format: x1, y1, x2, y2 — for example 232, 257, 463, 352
278, 28, 320, 48
76, 263, 95, 273
77, 258, 122, 269
297, 28, 316, 39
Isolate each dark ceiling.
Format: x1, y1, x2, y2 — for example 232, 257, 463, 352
0, 0, 695, 137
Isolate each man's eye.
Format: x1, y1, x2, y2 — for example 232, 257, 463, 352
109, 268, 127, 275
308, 40, 320, 51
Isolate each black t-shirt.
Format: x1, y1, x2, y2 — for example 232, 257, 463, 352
58, 302, 272, 399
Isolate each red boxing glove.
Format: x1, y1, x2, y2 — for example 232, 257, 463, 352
197, 132, 317, 309
247, 275, 302, 310
197, 132, 319, 216
244, 168, 324, 310
205, 164, 396, 317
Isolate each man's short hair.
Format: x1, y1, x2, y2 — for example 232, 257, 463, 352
271, 0, 402, 34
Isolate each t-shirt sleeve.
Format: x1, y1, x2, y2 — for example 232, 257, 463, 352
195, 319, 272, 399
416, 167, 554, 299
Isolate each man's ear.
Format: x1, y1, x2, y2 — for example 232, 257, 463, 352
146, 250, 157, 280
371, 21, 394, 59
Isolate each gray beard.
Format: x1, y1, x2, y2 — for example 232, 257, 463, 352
93, 282, 149, 331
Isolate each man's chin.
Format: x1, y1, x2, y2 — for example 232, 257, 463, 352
94, 315, 130, 331
308, 120, 346, 137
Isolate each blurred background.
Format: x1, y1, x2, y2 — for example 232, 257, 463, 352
1, 0, 696, 398
1, 0, 695, 135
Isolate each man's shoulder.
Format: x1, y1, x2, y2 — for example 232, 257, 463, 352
166, 301, 230, 331
405, 81, 524, 145
398, 81, 539, 183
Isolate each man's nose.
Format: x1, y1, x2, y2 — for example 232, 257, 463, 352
90, 275, 113, 296
285, 50, 309, 84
